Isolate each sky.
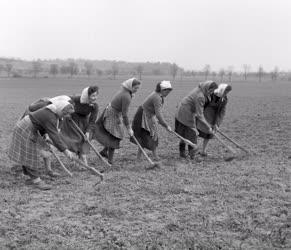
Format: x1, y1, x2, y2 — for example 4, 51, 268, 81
0, 0, 290, 72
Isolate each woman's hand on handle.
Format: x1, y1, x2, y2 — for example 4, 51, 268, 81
128, 127, 134, 137
64, 149, 74, 160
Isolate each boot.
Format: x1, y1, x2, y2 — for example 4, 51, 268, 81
179, 142, 187, 158
108, 147, 115, 165
188, 145, 195, 160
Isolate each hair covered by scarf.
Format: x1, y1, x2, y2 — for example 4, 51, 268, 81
160, 80, 172, 90
80, 87, 89, 104
46, 100, 73, 116
199, 81, 217, 95
214, 83, 231, 97
121, 78, 140, 92
49, 95, 71, 104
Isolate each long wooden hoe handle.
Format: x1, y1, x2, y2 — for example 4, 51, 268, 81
213, 133, 236, 154
217, 129, 250, 154
48, 145, 73, 177
131, 135, 155, 165
72, 157, 104, 180
70, 119, 112, 167
171, 131, 197, 149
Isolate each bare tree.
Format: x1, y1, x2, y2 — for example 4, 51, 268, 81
32, 60, 42, 78
203, 64, 211, 80
5, 63, 13, 77
68, 61, 79, 77
96, 68, 103, 77
135, 64, 143, 80
60, 65, 69, 75
170, 63, 179, 79
211, 71, 217, 80
219, 68, 225, 82
191, 70, 197, 79
257, 65, 264, 82
179, 68, 184, 81
0, 64, 4, 75
111, 62, 119, 80
152, 68, 161, 76
271, 66, 279, 81
227, 66, 234, 82
49, 64, 59, 77
242, 64, 251, 81
84, 61, 94, 78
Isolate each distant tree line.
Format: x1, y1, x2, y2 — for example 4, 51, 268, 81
0, 57, 290, 82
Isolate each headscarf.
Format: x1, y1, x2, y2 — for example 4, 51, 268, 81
46, 100, 73, 117
214, 83, 229, 97
198, 81, 216, 94
198, 80, 217, 102
80, 87, 89, 104
160, 80, 172, 90
121, 78, 138, 92
49, 95, 71, 104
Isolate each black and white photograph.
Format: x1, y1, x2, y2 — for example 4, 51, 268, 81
0, 0, 290, 249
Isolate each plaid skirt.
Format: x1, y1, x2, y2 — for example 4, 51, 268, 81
91, 107, 121, 149
103, 104, 124, 139
130, 106, 158, 150
8, 116, 49, 169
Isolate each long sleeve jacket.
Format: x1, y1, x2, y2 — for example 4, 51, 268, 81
29, 108, 68, 152
142, 92, 168, 127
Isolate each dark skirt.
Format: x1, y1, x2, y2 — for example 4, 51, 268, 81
91, 109, 121, 149
60, 114, 90, 155
174, 118, 197, 144
196, 106, 216, 140
198, 129, 214, 139
130, 106, 158, 151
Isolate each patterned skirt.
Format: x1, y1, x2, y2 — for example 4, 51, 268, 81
60, 114, 90, 155
130, 106, 158, 150
174, 118, 197, 144
91, 105, 122, 149
8, 116, 49, 169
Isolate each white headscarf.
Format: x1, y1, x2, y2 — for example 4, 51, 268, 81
121, 78, 137, 92
80, 87, 89, 104
49, 95, 71, 104
214, 83, 229, 97
160, 80, 172, 90
46, 100, 72, 116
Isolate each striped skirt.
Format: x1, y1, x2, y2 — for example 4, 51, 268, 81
91, 105, 122, 149
8, 116, 49, 169
130, 106, 158, 150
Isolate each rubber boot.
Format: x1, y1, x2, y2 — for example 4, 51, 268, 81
108, 147, 115, 165
179, 141, 187, 158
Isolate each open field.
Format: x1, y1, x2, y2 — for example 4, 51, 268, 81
0, 77, 290, 249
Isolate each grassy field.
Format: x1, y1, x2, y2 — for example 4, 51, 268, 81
0, 76, 290, 249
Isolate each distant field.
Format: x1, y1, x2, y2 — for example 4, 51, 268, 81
0, 76, 290, 249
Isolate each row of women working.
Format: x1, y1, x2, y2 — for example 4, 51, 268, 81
8, 78, 232, 190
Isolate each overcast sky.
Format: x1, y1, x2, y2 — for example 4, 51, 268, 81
0, 0, 290, 71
